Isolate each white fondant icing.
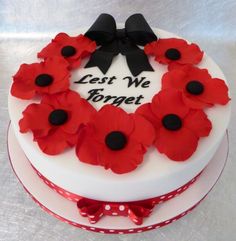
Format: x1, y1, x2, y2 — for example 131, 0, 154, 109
8, 28, 231, 202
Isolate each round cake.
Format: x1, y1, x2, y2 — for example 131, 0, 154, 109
8, 13, 231, 225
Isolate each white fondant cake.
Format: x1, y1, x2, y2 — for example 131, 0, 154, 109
8, 27, 231, 203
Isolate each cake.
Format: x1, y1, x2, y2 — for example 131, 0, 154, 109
8, 13, 231, 227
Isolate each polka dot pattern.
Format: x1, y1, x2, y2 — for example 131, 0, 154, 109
30, 163, 201, 227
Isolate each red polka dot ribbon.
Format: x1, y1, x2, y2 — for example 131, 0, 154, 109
31, 164, 201, 225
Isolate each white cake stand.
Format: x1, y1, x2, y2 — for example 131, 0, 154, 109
7, 124, 229, 234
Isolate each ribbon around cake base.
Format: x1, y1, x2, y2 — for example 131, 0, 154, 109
31, 163, 202, 225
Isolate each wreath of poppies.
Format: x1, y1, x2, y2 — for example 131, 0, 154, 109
11, 33, 230, 174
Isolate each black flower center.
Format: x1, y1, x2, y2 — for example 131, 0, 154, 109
105, 131, 127, 151
61, 45, 76, 57
48, 109, 68, 126
186, 80, 204, 95
165, 48, 181, 60
162, 114, 182, 131
35, 74, 53, 87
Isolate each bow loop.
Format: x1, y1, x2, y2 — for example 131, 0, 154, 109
85, 13, 116, 45
125, 13, 157, 46
84, 13, 158, 76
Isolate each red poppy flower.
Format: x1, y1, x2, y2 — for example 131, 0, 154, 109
162, 64, 230, 109
144, 38, 203, 65
11, 57, 70, 100
76, 105, 155, 174
38, 33, 96, 69
136, 89, 212, 161
19, 90, 96, 155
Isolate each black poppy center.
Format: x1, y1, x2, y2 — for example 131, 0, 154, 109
35, 74, 53, 87
105, 131, 127, 151
162, 114, 182, 131
186, 80, 204, 95
61, 45, 76, 57
165, 48, 181, 60
48, 109, 68, 126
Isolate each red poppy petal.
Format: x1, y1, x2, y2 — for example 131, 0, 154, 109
136, 104, 163, 137
19, 103, 52, 137
199, 78, 230, 105
11, 81, 35, 99
161, 69, 188, 90
155, 127, 199, 161
184, 110, 212, 137
76, 126, 102, 166
36, 130, 69, 155
92, 105, 134, 140
182, 94, 212, 109
130, 113, 156, 146
179, 43, 203, 65
62, 98, 96, 134
102, 140, 144, 174
151, 89, 189, 119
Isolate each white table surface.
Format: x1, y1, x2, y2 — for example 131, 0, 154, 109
0, 0, 235, 240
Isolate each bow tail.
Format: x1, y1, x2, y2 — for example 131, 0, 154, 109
125, 49, 154, 77
85, 49, 115, 74
77, 198, 104, 224
128, 201, 155, 225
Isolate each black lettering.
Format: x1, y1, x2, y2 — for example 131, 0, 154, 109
108, 76, 117, 85
124, 96, 135, 104
87, 88, 104, 101
112, 96, 126, 106
135, 95, 144, 105
123, 76, 147, 88
74, 74, 92, 84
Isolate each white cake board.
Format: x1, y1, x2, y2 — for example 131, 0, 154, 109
7, 124, 229, 234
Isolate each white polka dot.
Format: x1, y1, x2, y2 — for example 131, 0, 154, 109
67, 197, 73, 201
58, 190, 64, 194
137, 230, 142, 233
105, 205, 111, 210
50, 183, 55, 187
89, 215, 95, 218
64, 220, 69, 224
155, 225, 160, 229
118, 231, 124, 234
99, 230, 105, 233
44, 180, 49, 185
99, 213, 103, 218
109, 230, 115, 232
65, 191, 70, 196
165, 220, 171, 224
160, 195, 166, 199
112, 212, 118, 216
159, 200, 164, 204
177, 188, 182, 192
38, 173, 42, 177
90, 221, 96, 224
172, 219, 177, 222
119, 205, 125, 211
147, 226, 153, 229
81, 227, 87, 230
168, 195, 173, 199
183, 186, 188, 190
74, 198, 79, 202
128, 229, 134, 232
90, 227, 95, 230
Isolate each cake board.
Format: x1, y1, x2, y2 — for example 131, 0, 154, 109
7, 123, 229, 234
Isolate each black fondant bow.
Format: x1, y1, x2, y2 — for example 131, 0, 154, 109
85, 13, 157, 76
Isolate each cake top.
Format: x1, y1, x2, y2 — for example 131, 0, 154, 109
10, 13, 230, 174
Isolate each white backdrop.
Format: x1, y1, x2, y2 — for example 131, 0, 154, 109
0, 0, 235, 240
